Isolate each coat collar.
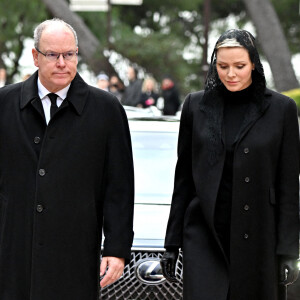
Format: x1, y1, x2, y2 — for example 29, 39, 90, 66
199, 87, 272, 165
234, 88, 271, 144
20, 71, 40, 108
20, 71, 89, 116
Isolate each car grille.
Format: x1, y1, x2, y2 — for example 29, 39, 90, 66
100, 250, 183, 299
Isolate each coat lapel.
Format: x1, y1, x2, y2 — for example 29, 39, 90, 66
234, 89, 271, 145
30, 97, 46, 122
199, 89, 225, 166
66, 73, 90, 115
20, 71, 46, 123
199, 87, 271, 165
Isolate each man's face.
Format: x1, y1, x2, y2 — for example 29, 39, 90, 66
32, 25, 78, 93
127, 67, 136, 81
97, 79, 109, 90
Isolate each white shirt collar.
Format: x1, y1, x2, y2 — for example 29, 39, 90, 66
37, 77, 70, 100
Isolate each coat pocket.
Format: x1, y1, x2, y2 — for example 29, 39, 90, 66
0, 194, 8, 248
269, 188, 276, 205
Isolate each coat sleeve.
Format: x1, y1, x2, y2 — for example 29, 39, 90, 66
164, 93, 196, 249
276, 97, 300, 259
102, 100, 134, 261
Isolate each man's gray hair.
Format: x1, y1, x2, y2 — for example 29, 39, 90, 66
33, 18, 78, 49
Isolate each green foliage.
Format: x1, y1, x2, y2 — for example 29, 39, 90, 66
282, 88, 300, 113
0, 0, 48, 80
210, 0, 245, 19
76, 11, 108, 45
270, 0, 300, 54
77, 0, 208, 94
92, 0, 213, 94
103, 0, 299, 94
105, 0, 248, 94
0, 0, 299, 93
114, 27, 195, 92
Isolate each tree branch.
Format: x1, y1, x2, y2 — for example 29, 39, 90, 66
41, 0, 116, 75
243, 0, 299, 91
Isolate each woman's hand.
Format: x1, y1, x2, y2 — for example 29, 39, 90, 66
160, 250, 179, 283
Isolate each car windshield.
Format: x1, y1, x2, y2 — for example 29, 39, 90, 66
131, 131, 178, 205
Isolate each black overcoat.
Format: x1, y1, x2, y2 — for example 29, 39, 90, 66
162, 86, 180, 116
0, 72, 134, 300
165, 88, 300, 300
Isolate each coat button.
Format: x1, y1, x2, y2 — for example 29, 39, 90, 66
36, 204, 44, 213
244, 148, 249, 154
244, 204, 250, 211
34, 136, 41, 144
243, 233, 249, 239
39, 169, 46, 176
244, 177, 250, 183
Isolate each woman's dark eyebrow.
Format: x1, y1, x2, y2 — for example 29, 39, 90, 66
216, 60, 248, 64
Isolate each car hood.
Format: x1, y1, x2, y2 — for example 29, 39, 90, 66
132, 202, 170, 249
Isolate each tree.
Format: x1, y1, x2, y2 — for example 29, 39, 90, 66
114, 0, 299, 92
0, 0, 299, 93
41, 0, 116, 75
242, 0, 299, 91
115, 0, 209, 92
0, 0, 48, 82
270, 0, 300, 55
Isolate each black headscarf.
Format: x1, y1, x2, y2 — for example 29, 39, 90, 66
201, 29, 267, 165
205, 29, 266, 98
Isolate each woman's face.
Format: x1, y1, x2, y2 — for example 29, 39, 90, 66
216, 47, 254, 92
145, 79, 154, 91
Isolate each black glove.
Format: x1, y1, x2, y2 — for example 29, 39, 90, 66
160, 249, 179, 283
279, 256, 299, 286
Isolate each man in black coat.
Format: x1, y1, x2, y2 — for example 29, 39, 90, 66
0, 18, 134, 300
121, 66, 143, 107
161, 77, 180, 115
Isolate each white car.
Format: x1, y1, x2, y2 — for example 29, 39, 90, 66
100, 107, 183, 299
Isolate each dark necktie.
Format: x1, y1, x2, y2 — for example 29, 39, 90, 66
48, 93, 58, 119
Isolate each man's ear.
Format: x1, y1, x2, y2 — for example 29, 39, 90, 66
32, 48, 39, 67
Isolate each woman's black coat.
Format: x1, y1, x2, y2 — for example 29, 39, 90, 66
0, 72, 134, 300
165, 88, 300, 300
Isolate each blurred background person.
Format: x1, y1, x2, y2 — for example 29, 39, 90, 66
161, 77, 180, 115
121, 66, 143, 107
109, 74, 124, 101
22, 73, 32, 81
97, 72, 109, 91
137, 76, 159, 108
0, 67, 9, 87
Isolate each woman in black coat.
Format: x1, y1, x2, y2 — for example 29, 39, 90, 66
137, 77, 159, 108
161, 29, 300, 300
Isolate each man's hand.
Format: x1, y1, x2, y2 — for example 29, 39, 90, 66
100, 256, 125, 288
